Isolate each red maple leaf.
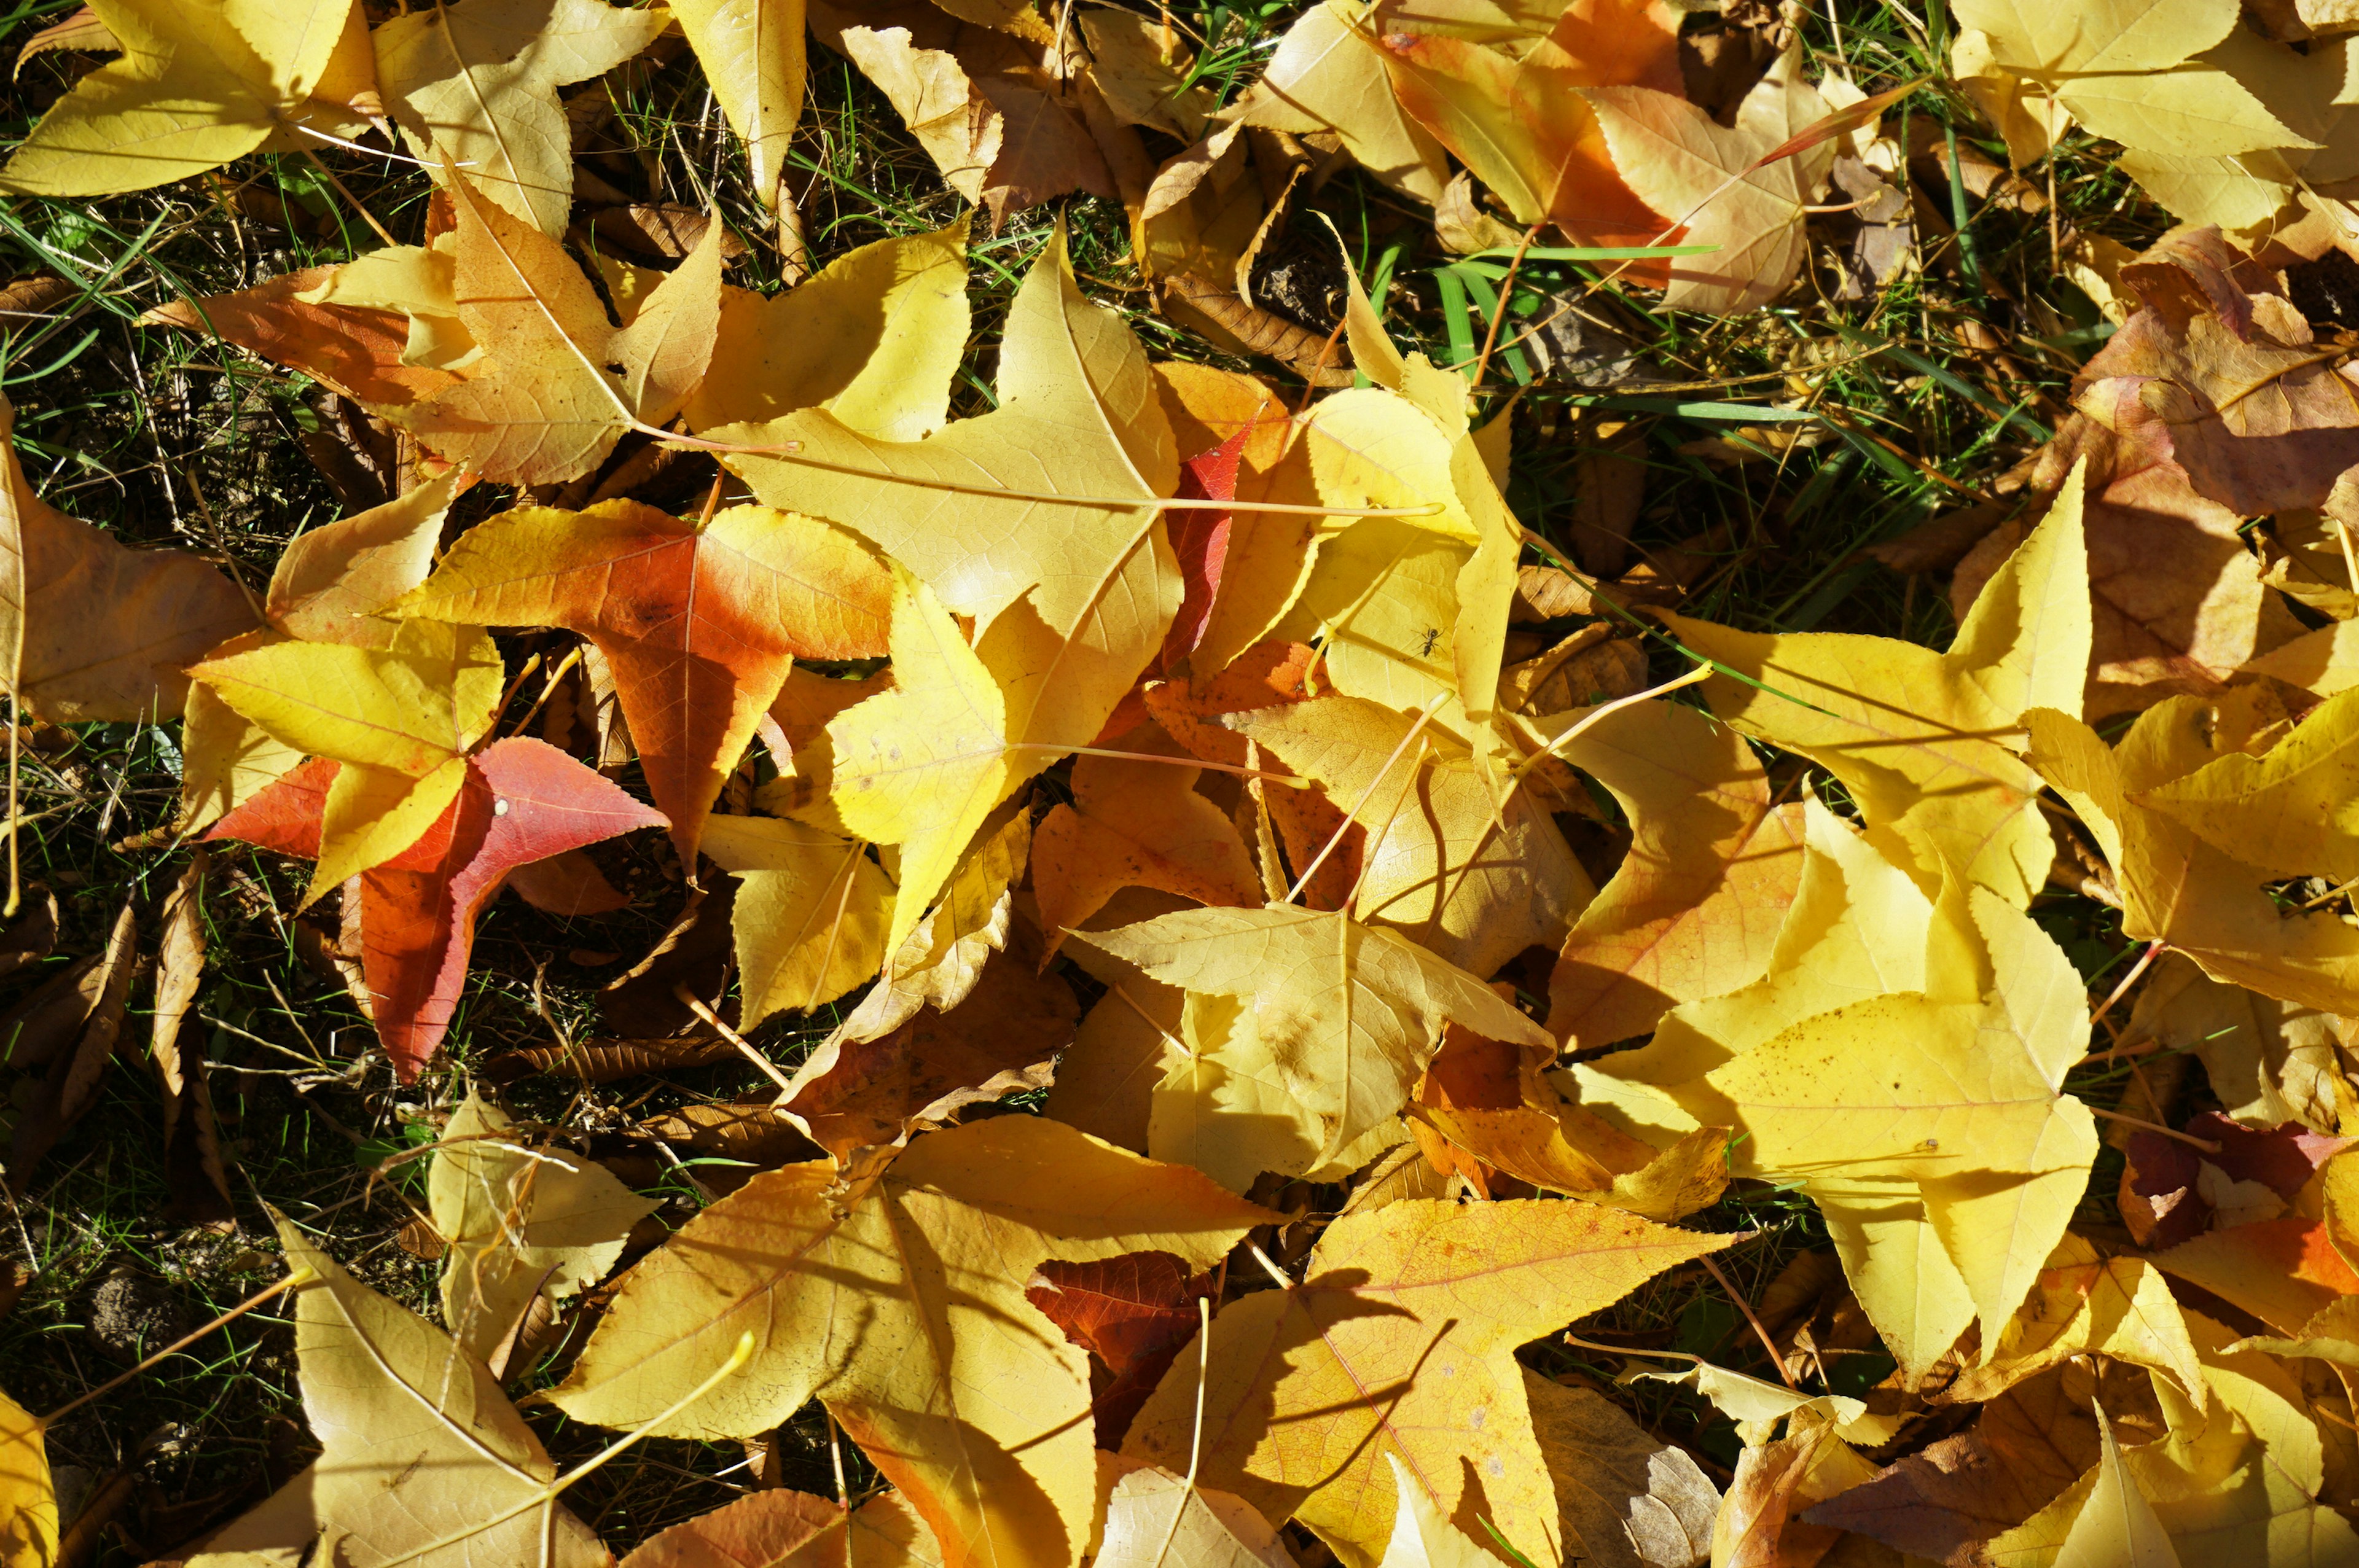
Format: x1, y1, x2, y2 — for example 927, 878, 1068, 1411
210, 738, 665, 1080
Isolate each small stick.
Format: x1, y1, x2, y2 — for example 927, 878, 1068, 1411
1469, 222, 1543, 389
1144, 1295, 1215, 1568
672, 985, 795, 1095
5, 692, 19, 920
1699, 1254, 1797, 1391
43, 1268, 318, 1424
825, 1408, 849, 1507
299, 147, 398, 248
2086, 940, 2163, 1037
1007, 743, 1310, 787
507, 646, 583, 738
2087, 1106, 2220, 1153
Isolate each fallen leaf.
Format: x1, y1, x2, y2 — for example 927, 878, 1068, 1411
1229, 693, 1592, 977
2051, 1403, 2181, 1568
2137, 684, 2359, 881
839, 26, 1004, 206
138, 264, 461, 408
192, 622, 507, 903
552, 1118, 1272, 1568
1580, 50, 1837, 313
1074, 900, 1554, 1167
2027, 692, 2359, 1015
1944, 1235, 2206, 1405
1144, 644, 1363, 913
1124, 1197, 1737, 1568
1802, 1361, 2161, 1562
149, 851, 235, 1227
1026, 1250, 1215, 1446
724, 226, 1181, 951
385, 175, 724, 483
773, 949, 1078, 1166
1227, 0, 1452, 205
1699, 884, 2100, 1378
0, 391, 254, 723
0, 0, 372, 196
182, 474, 464, 831
674, 0, 806, 211
1097, 1465, 1298, 1567
1031, 733, 1262, 953
1523, 1371, 1719, 1568
374, 0, 670, 233
395, 499, 890, 862
1414, 1018, 1731, 1219
828, 804, 1031, 1044
208, 739, 667, 1079
1661, 466, 2091, 905
2152, 1215, 2359, 1333
1380, 0, 1683, 270
704, 813, 897, 1024
1711, 1418, 1880, 1568
7, 901, 135, 1190
2126, 953, 2350, 1132
1374, 1451, 1497, 1567
426, 1090, 659, 1371
1965, 415, 2304, 719
0, 1387, 55, 1568
684, 219, 972, 440
1952, 0, 2310, 158
2072, 256, 2359, 517
270, 1211, 610, 1566
1545, 696, 1807, 1052
620, 1488, 944, 1566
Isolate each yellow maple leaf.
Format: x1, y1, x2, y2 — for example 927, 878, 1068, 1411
1074, 900, 1554, 1166
0, 1387, 55, 1568
427, 1091, 660, 1371
1229, 693, 1592, 977
1659, 467, 2091, 907
550, 1117, 1271, 1568
188, 620, 504, 902
0, 0, 373, 197
272, 1212, 611, 1566
673, 0, 806, 213
374, 0, 669, 234
1124, 1197, 1735, 1568
1953, 0, 2314, 160
2029, 690, 2359, 1015
703, 814, 897, 1026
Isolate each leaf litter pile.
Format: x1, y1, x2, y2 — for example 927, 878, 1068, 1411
19, 0, 2359, 1562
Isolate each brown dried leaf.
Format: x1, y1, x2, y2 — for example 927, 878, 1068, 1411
777, 950, 1079, 1165
7, 900, 134, 1191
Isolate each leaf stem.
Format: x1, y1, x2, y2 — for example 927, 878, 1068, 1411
1287, 692, 1449, 903
1011, 743, 1312, 787
378, 1330, 759, 1567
